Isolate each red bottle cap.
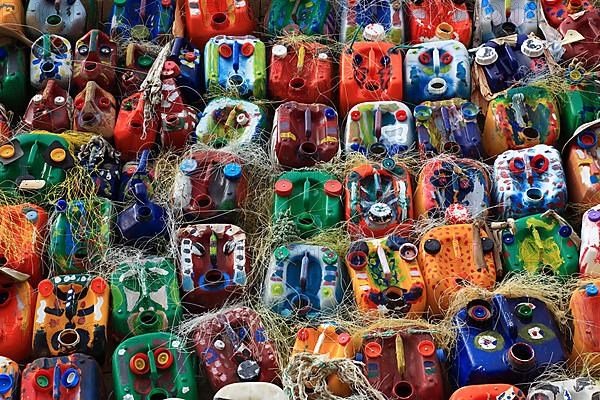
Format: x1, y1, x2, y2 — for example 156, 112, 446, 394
184, 52, 197, 62
297, 328, 310, 341
337, 333, 351, 346
275, 179, 293, 197
364, 342, 382, 358
324, 180, 343, 197
350, 110, 361, 121
418, 340, 435, 357
395, 110, 407, 121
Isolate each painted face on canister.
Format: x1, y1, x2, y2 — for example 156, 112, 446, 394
0, 356, 19, 399
30, 34, 72, 90
23, 80, 72, 133
73, 81, 116, 138
563, 118, 600, 204
72, 30, 117, 92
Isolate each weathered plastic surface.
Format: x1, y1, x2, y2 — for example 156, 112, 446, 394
483, 86, 559, 158
0, 0, 24, 34
49, 198, 114, 274
0, 45, 27, 113
194, 307, 279, 391
475, 36, 548, 95
580, 205, 600, 276
541, 0, 592, 27
0, 105, 11, 142
476, 0, 538, 41
172, 150, 247, 221
264, 244, 343, 318
273, 170, 343, 238
415, 157, 491, 219
110, 257, 182, 339
345, 159, 413, 238
113, 91, 159, 160
558, 9, 600, 69
195, 97, 266, 148
118, 43, 155, 98
21, 354, 105, 400
0, 270, 35, 362
119, 149, 154, 203
108, 0, 174, 41
23, 80, 72, 133
77, 135, 121, 200
26, 0, 86, 41
204, 35, 267, 99
112, 332, 198, 400
159, 75, 199, 150
72, 81, 116, 138
498, 212, 579, 277
560, 85, 600, 143
214, 383, 287, 400
268, 42, 334, 104
415, 99, 483, 159
185, 0, 256, 48
346, 236, 425, 315
418, 224, 497, 315
339, 42, 403, 116
167, 37, 203, 101
265, 0, 333, 35
569, 281, 600, 367
449, 294, 566, 387
0, 133, 74, 198
449, 384, 526, 400
30, 34, 71, 90
33, 274, 109, 360
344, 101, 415, 157
404, 40, 470, 105
405, 0, 472, 45
340, 0, 405, 44
72, 30, 118, 93
493, 144, 567, 219
563, 119, 600, 206
527, 378, 600, 400
358, 329, 444, 400
177, 224, 248, 311
117, 183, 167, 243
271, 102, 339, 168
293, 324, 357, 358
0, 356, 19, 399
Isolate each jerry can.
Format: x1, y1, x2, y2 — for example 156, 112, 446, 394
339, 0, 405, 44
563, 119, 600, 204
72, 30, 118, 93
346, 236, 425, 315
0, 204, 47, 285
25, 0, 86, 41
339, 42, 403, 116
119, 149, 154, 203
560, 85, 600, 142
345, 158, 413, 238
185, 0, 256, 49
0, 356, 19, 399
76, 135, 121, 199
264, 244, 343, 318
33, 274, 109, 360
449, 385, 525, 400
580, 206, 600, 276
558, 9, 600, 68
193, 307, 279, 391
30, 34, 71, 90
358, 328, 444, 400
159, 75, 199, 150
194, 97, 266, 148
113, 332, 198, 400
418, 224, 497, 315
0, 133, 74, 198
569, 281, 600, 367
273, 170, 342, 238
113, 92, 159, 161
205, 35, 267, 99
405, 0, 472, 45
48, 198, 114, 274
483, 86, 560, 158
167, 37, 203, 102
72, 81, 116, 138
108, 0, 174, 41
0, 45, 27, 113
268, 41, 334, 104
448, 294, 566, 387
475, 36, 548, 95
271, 102, 339, 168
172, 150, 247, 221
0, 0, 24, 34
344, 101, 415, 157
475, 0, 538, 42
23, 80, 72, 133
0, 105, 11, 141
0, 269, 35, 362
117, 183, 167, 243
21, 354, 104, 400
493, 144, 567, 219
415, 157, 491, 219
265, 0, 333, 36
542, 0, 592, 27
110, 257, 181, 340
404, 40, 470, 105
177, 224, 248, 311
493, 211, 579, 277
528, 379, 600, 400
214, 383, 287, 400
415, 99, 483, 159
118, 43, 156, 98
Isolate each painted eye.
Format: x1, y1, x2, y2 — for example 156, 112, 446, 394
466, 300, 492, 324
530, 154, 548, 173
380, 55, 390, 66
509, 157, 525, 174
218, 44, 232, 58
99, 45, 112, 55
129, 353, 150, 375
153, 348, 174, 369
577, 130, 597, 149
98, 97, 111, 109
78, 45, 89, 55
440, 52, 453, 64
419, 52, 431, 64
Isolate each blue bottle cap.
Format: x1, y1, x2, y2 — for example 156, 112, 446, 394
61, 368, 80, 389
324, 108, 336, 120
180, 159, 198, 175
502, 233, 515, 245
223, 163, 242, 180
0, 49, 7, 59
355, 353, 364, 362
55, 199, 68, 212
589, 209, 600, 222
558, 225, 572, 238
586, 283, 598, 297
0, 374, 12, 394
